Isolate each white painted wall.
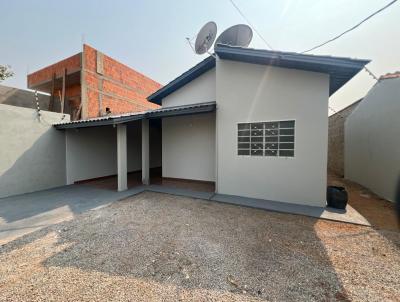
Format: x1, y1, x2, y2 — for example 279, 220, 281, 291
162, 69, 216, 108
216, 60, 330, 206
66, 121, 161, 184
0, 104, 69, 198
162, 113, 215, 182
345, 78, 400, 202
66, 126, 117, 184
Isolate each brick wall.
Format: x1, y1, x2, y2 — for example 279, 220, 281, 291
27, 54, 81, 87
328, 100, 361, 176
27, 53, 82, 118
27, 44, 161, 120
82, 44, 161, 118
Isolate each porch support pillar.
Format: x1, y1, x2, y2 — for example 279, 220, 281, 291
142, 119, 150, 185
117, 124, 127, 191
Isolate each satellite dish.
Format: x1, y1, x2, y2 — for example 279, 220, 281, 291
216, 24, 253, 47
194, 21, 217, 54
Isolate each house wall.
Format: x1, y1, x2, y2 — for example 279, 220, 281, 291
82, 44, 161, 119
328, 100, 361, 177
162, 69, 216, 108
162, 113, 215, 182
0, 104, 69, 198
345, 78, 400, 202
65, 122, 161, 184
216, 60, 329, 206
0, 84, 50, 110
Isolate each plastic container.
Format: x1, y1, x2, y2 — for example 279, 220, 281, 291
327, 186, 348, 209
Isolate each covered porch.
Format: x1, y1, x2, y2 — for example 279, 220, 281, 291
55, 102, 217, 194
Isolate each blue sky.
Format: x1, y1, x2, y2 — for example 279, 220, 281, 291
1, 0, 399, 112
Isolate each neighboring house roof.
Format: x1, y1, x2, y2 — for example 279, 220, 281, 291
54, 101, 216, 129
379, 71, 400, 80
148, 45, 370, 104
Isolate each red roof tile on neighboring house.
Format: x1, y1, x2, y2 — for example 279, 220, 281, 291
380, 71, 400, 80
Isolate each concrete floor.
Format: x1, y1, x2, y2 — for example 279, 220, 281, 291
0, 185, 143, 245
79, 170, 215, 192
0, 176, 215, 246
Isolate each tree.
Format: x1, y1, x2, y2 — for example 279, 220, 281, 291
0, 65, 14, 82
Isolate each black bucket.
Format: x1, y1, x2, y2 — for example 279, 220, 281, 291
327, 186, 348, 210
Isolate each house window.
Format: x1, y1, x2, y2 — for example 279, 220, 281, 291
237, 120, 295, 157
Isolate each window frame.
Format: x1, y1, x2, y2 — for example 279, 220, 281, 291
236, 119, 296, 159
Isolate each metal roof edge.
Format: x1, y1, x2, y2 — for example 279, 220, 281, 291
214, 44, 371, 68
54, 102, 216, 129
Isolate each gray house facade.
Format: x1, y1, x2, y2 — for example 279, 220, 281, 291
53, 45, 369, 208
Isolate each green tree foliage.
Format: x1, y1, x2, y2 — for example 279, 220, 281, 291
0, 65, 14, 82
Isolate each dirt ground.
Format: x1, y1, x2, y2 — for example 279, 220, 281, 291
328, 173, 399, 231
0, 191, 399, 302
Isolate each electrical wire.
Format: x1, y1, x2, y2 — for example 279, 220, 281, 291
302, 0, 398, 53
228, 0, 274, 50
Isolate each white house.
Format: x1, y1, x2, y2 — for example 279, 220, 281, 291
345, 72, 400, 202
50, 46, 370, 207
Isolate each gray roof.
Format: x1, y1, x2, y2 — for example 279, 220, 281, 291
215, 45, 370, 96
54, 102, 216, 129
147, 45, 370, 104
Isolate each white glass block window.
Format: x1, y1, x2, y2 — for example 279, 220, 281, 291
237, 120, 295, 157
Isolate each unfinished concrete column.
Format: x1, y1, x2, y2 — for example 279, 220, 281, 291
142, 119, 150, 185
117, 124, 127, 191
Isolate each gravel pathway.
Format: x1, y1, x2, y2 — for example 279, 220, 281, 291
0, 191, 399, 301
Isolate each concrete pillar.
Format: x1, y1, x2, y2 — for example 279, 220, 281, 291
117, 124, 127, 191
142, 119, 150, 185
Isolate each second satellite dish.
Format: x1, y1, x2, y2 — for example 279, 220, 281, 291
216, 24, 253, 48
194, 21, 217, 54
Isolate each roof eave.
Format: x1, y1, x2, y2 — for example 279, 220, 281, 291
54, 102, 216, 129
214, 45, 370, 96
147, 56, 216, 105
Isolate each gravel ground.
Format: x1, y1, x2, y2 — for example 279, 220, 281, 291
0, 191, 399, 302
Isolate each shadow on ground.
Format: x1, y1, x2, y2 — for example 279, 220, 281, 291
328, 172, 400, 248
0, 191, 375, 301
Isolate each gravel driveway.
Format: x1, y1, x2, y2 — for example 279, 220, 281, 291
0, 191, 399, 301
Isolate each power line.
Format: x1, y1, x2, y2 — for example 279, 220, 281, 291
302, 0, 398, 53
228, 0, 274, 50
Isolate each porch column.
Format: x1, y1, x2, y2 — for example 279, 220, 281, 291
117, 124, 127, 191
142, 119, 150, 185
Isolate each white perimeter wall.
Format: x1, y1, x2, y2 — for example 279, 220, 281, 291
216, 60, 329, 206
66, 122, 161, 184
0, 104, 69, 198
162, 113, 215, 182
345, 78, 400, 202
162, 69, 216, 107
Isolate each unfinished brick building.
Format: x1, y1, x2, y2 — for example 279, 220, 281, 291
27, 44, 161, 120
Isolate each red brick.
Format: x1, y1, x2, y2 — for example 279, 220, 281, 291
27, 44, 161, 120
